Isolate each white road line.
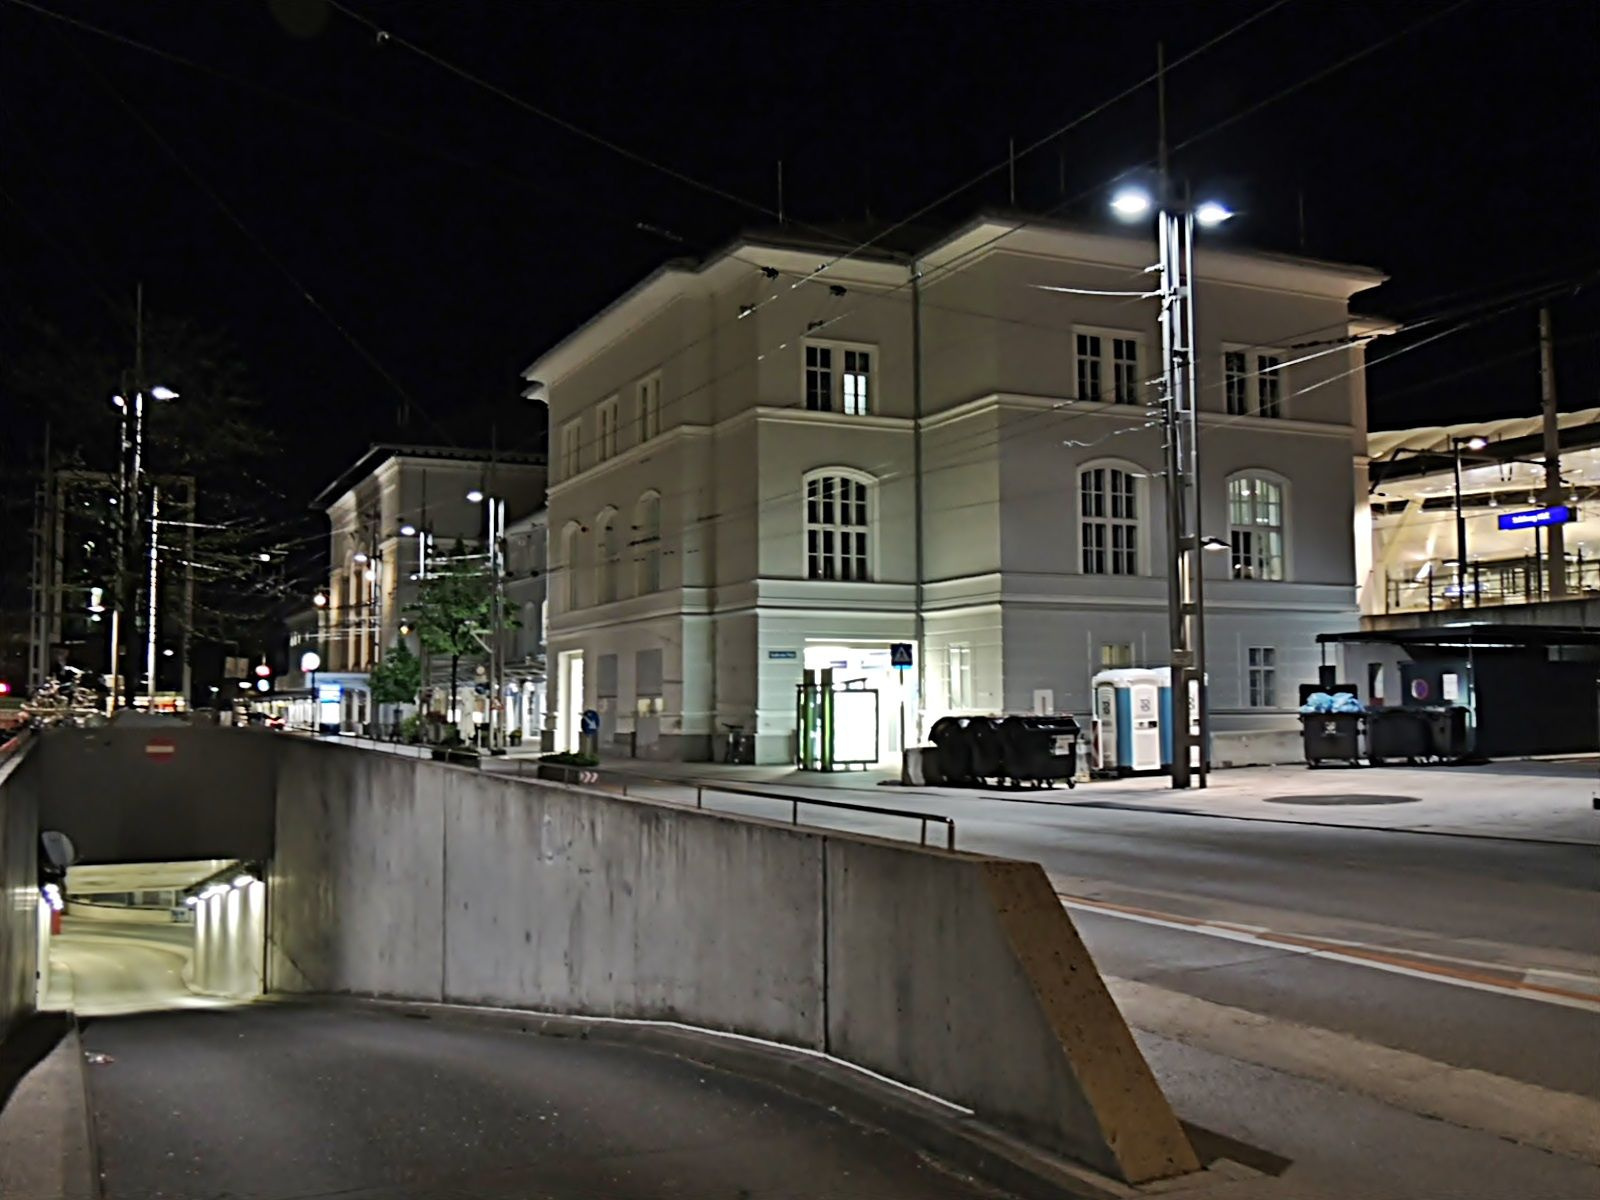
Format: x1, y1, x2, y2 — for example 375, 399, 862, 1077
1063, 898, 1600, 1015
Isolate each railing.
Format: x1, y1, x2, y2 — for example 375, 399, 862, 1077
507, 760, 958, 851
1385, 552, 1600, 613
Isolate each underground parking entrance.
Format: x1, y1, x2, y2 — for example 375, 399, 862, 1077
43, 859, 267, 1017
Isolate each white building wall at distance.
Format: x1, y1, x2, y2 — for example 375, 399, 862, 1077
528, 216, 1383, 763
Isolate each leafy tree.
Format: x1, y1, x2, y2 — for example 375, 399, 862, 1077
408, 543, 491, 739
368, 640, 422, 735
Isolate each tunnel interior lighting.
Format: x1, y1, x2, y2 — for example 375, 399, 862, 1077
232, 873, 255, 889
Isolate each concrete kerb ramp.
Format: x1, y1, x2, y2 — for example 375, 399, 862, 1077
267, 738, 1199, 1184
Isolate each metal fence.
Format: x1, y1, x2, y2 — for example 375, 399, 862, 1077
1384, 552, 1600, 613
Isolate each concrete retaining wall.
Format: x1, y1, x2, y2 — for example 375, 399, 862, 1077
268, 739, 1197, 1183
34, 721, 277, 865
0, 740, 40, 1037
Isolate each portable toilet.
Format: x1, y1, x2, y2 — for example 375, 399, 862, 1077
1091, 668, 1166, 775
1091, 667, 1206, 776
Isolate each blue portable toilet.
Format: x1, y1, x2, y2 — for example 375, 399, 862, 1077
1092, 666, 1207, 776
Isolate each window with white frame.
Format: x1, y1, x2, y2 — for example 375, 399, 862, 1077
597, 396, 619, 462
560, 521, 581, 611
1079, 465, 1140, 575
1223, 348, 1286, 418
947, 644, 973, 709
1228, 475, 1286, 581
804, 342, 873, 414
560, 420, 581, 479
633, 491, 661, 594
1224, 351, 1250, 415
804, 471, 870, 581
1076, 331, 1142, 405
1247, 646, 1277, 707
637, 375, 661, 442
595, 509, 619, 604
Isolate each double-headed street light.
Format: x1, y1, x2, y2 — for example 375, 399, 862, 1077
1449, 435, 1490, 605
109, 383, 178, 709
1111, 182, 1231, 789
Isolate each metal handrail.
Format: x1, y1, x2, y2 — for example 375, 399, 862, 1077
511, 760, 957, 851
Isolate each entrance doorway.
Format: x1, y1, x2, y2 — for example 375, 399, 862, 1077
800, 643, 910, 767
557, 650, 585, 753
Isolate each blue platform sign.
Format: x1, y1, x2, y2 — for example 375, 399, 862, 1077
767, 649, 798, 660
889, 642, 914, 669
1497, 504, 1576, 532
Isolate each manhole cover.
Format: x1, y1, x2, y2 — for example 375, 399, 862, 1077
1263, 793, 1420, 806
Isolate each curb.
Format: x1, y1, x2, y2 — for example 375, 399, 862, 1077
267, 993, 1270, 1200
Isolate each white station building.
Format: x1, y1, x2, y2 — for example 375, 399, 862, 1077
524, 213, 1386, 764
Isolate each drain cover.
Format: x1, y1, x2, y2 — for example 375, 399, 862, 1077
1263, 793, 1420, 806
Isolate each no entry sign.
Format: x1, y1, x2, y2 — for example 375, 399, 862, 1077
144, 736, 177, 764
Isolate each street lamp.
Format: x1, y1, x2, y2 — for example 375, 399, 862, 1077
468, 487, 507, 752
1109, 181, 1232, 789
1450, 435, 1490, 606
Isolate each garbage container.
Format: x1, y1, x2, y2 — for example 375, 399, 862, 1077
967, 716, 1006, 784
1366, 707, 1428, 765
1420, 705, 1471, 762
930, 716, 978, 785
994, 714, 1080, 787
1299, 712, 1363, 768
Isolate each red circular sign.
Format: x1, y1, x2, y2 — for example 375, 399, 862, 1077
145, 736, 177, 764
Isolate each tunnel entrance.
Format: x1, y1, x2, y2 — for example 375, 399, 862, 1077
44, 859, 266, 1017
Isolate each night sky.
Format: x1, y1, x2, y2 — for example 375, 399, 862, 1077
3, 0, 1597, 505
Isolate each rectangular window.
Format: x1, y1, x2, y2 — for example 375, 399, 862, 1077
841, 349, 871, 415
560, 419, 581, 479
1111, 338, 1139, 404
947, 644, 973, 709
597, 397, 619, 462
637, 375, 661, 442
1224, 351, 1250, 415
1075, 333, 1102, 401
1247, 647, 1277, 708
1257, 355, 1283, 418
805, 344, 833, 411
1099, 642, 1134, 669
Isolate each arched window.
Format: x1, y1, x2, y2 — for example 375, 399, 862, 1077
1228, 474, 1286, 580
1079, 463, 1141, 575
595, 508, 619, 604
560, 521, 582, 611
803, 470, 872, 581
634, 491, 661, 594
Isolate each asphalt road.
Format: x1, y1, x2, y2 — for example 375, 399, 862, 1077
79, 1006, 1004, 1200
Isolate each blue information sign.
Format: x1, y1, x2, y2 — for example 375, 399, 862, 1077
1497, 505, 1576, 532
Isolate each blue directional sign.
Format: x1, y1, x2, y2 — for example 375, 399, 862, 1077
889, 642, 914, 669
580, 709, 600, 735
1497, 505, 1576, 532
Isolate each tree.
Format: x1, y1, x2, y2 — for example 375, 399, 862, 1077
368, 640, 422, 736
408, 543, 491, 741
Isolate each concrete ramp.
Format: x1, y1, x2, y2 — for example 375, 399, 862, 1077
269, 740, 1198, 1183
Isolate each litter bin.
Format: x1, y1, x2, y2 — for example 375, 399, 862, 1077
994, 714, 1080, 787
1299, 712, 1363, 768
722, 724, 754, 764
1366, 707, 1428, 764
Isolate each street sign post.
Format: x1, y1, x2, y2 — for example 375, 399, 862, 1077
890, 643, 914, 669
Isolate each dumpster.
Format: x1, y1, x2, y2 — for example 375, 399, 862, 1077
994, 715, 1080, 788
968, 716, 1006, 783
1300, 712, 1364, 767
929, 716, 978, 785
1420, 705, 1472, 762
1367, 706, 1428, 764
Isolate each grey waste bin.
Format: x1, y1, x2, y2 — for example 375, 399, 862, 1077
1367, 707, 1428, 764
1300, 712, 1363, 768
994, 715, 1080, 787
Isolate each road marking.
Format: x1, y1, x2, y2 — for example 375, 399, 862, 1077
1109, 976, 1600, 1165
1060, 891, 1600, 1014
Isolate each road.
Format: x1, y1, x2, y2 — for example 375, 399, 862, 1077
44, 922, 1005, 1200
573, 760, 1600, 1198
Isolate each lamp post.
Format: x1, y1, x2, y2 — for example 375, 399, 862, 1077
1111, 184, 1231, 789
111, 383, 178, 708
1450, 435, 1489, 606
468, 489, 506, 752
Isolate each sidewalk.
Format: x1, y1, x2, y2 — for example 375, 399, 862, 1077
576, 755, 1600, 845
